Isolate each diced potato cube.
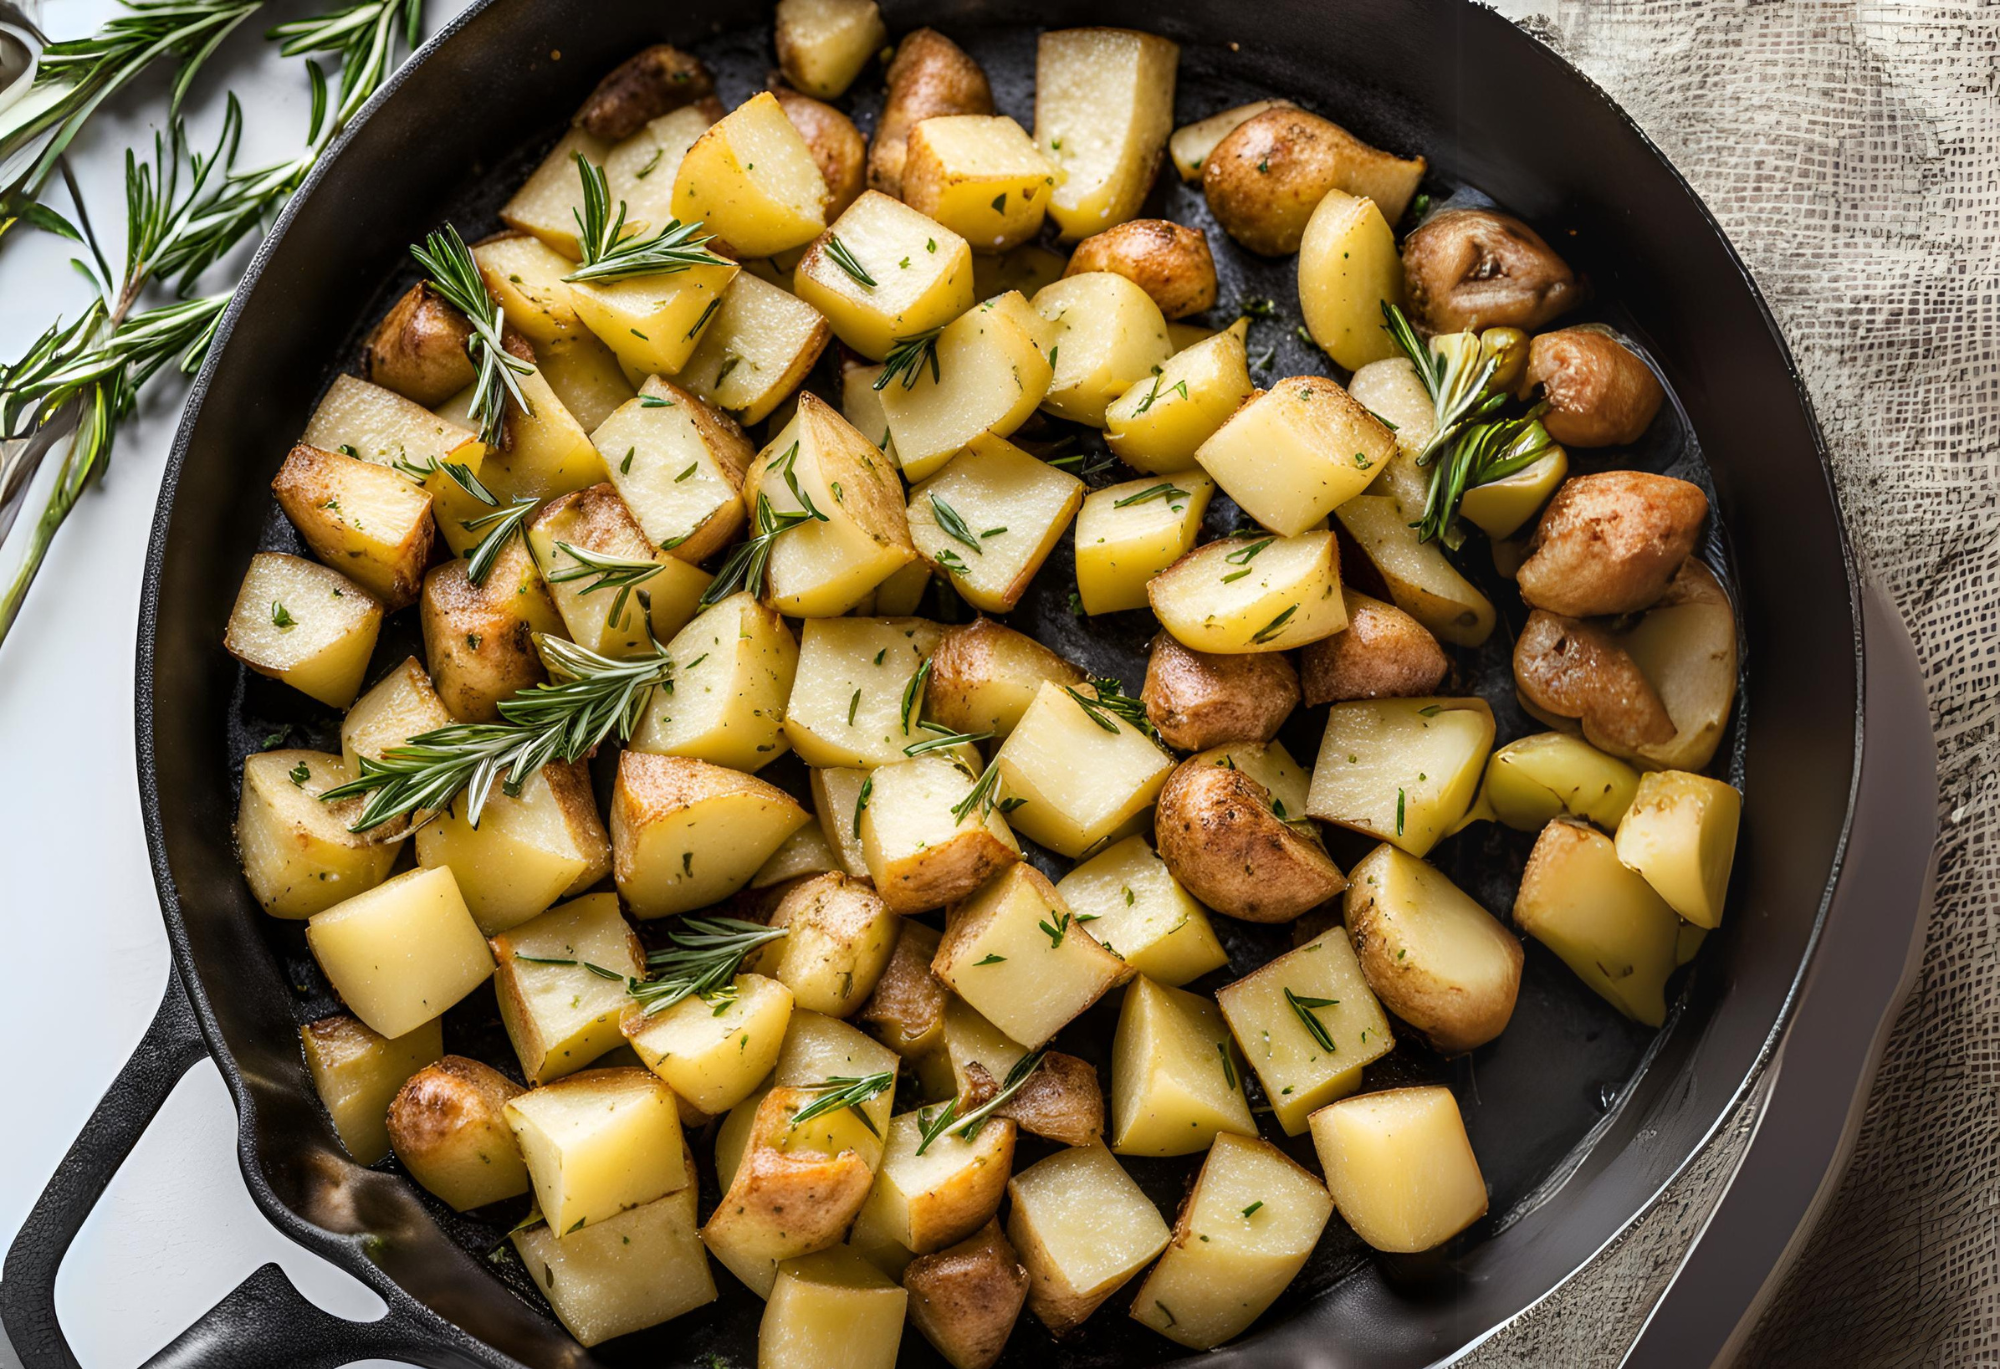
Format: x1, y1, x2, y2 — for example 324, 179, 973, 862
861, 751, 1022, 915
1007, 1141, 1170, 1334
1458, 444, 1568, 540
748, 393, 917, 616
672, 91, 828, 258
631, 591, 799, 771
878, 292, 1052, 479
300, 1014, 442, 1165
1104, 323, 1255, 474
903, 115, 1059, 252
441, 366, 608, 502
386, 1056, 529, 1211
568, 257, 741, 383
512, 1154, 715, 1345
1110, 976, 1253, 1156
751, 820, 844, 887
474, 232, 587, 345
991, 680, 1173, 858
1215, 930, 1392, 1135
1309, 1086, 1487, 1252
676, 271, 831, 425
774, 1010, 902, 1140
1031, 273, 1172, 426
305, 866, 495, 1039
904, 1220, 1030, 1369
1194, 376, 1395, 536
933, 864, 1129, 1048
1516, 820, 1681, 1025
1168, 99, 1295, 181
492, 893, 646, 1083
271, 443, 433, 610
224, 553, 381, 707
776, 0, 887, 97
1614, 771, 1741, 929
624, 972, 795, 1112
1147, 530, 1347, 654
301, 373, 475, 472
1054, 835, 1227, 987
859, 920, 948, 1061
501, 128, 611, 259
611, 752, 812, 917
810, 765, 874, 877
942, 996, 1027, 1099
1128, 1131, 1334, 1348
1074, 472, 1215, 614
505, 1067, 686, 1236
340, 656, 451, 782
703, 1085, 877, 1296
236, 750, 397, 918
752, 873, 899, 1015
924, 618, 1084, 740
907, 434, 1083, 614
415, 758, 612, 935
761, 1246, 908, 1369
1034, 28, 1180, 240
1477, 731, 1641, 833
783, 615, 943, 766
532, 324, 639, 437
1297, 189, 1403, 370
794, 191, 975, 361
604, 105, 718, 232
524, 482, 707, 655
597, 378, 751, 563
1335, 494, 1496, 647
1305, 696, 1495, 858
418, 549, 564, 722
853, 1107, 1016, 1255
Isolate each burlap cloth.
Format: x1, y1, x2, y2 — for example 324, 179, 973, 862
1461, 2, 1998, 1365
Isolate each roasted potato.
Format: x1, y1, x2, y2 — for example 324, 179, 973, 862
1154, 746, 1347, 922
611, 752, 812, 918
773, 86, 866, 220
1299, 591, 1449, 705
1601, 559, 1739, 772
1193, 375, 1396, 536
860, 751, 1022, 915
1403, 208, 1581, 334
505, 1067, 687, 1236
1073, 472, 1216, 615
361, 282, 474, 407
855, 1106, 1016, 1255
1063, 220, 1218, 320
1007, 1142, 1170, 1334
903, 1220, 1030, 1369
1475, 731, 1641, 832
762, 1247, 907, 1369
1032, 272, 1173, 427
1053, 835, 1228, 987
1203, 107, 1424, 255
878, 291, 1052, 479
306, 866, 495, 1040
415, 757, 612, 936
386, 1055, 529, 1211
933, 863, 1130, 1048
1334, 495, 1496, 648
224, 553, 381, 708
419, 550, 561, 722
1216, 928, 1390, 1134
755, 871, 900, 1015
1141, 633, 1300, 752
671, 91, 829, 259
574, 44, 714, 141
859, 918, 949, 1058
492, 893, 645, 1083
907, 434, 1083, 614
924, 617, 1085, 739
301, 1014, 442, 1166
1034, 28, 1179, 240
1614, 770, 1741, 929
1103, 322, 1254, 474
1109, 975, 1254, 1155
869, 28, 993, 199
990, 680, 1174, 858
901, 116, 1059, 252
1515, 819, 1680, 1025
965, 1050, 1105, 1148
775, 0, 887, 99
623, 972, 795, 1113
1297, 188, 1403, 370
1524, 326, 1665, 447
1305, 696, 1495, 858
1168, 99, 1295, 181
1309, 1086, 1487, 1252
1148, 530, 1349, 655
1516, 471, 1708, 617
236, 750, 396, 918
1514, 611, 1676, 749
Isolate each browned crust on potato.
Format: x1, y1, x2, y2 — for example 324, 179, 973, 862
1203, 108, 1403, 257
878, 826, 1021, 916
1513, 609, 1675, 747
926, 618, 1085, 735
1402, 208, 1582, 334
1525, 327, 1667, 448
772, 85, 866, 220
964, 1053, 1104, 1148
860, 919, 948, 1055
386, 1057, 523, 1167
271, 442, 434, 611
538, 757, 613, 893
1063, 221, 1218, 320
574, 44, 715, 141
1516, 470, 1708, 617
530, 481, 654, 561
1141, 633, 1300, 751
868, 28, 993, 198
702, 1085, 877, 1260
1346, 874, 1522, 1055
420, 558, 548, 722
904, 1219, 1031, 1369
1154, 759, 1347, 922
1298, 592, 1449, 705
640, 375, 756, 489
362, 282, 475, 407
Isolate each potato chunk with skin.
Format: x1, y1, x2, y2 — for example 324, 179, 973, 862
1196, 376, 1395, 537
1074, 472, 1215, 615
751, 873, 900, 1015
1336, 494, 1496, 647
934, 863, 1130, 1049
861, 752, 1022, 915
301, 1014, 442, 1165
1615, 771, 1741, 929
942, 996, 1026, 1099
1156, 746, 1347, 923
1344, 844, 1522, 1054
505, 1067, 685, 1236
855, 1107, 1016, 1255
1311, 1086, 1488, 1252
775, 1010, 902, 1141
1403, 208, 1582, 335
879, 293, 1052, 480
1065, 219, 1217, 320
501, 128, 611, 260
860, 919, 948, 1059
631, 591, 798, 771
794, 192, 976, 362
904, 116, 1059, 253
1517, 471, 1710, 618
302, 373, 476, 473
1111, 976, 1255, 1156
1104, 322, 1255, 474
419, 549, 563, 722
1169, 99, 1296, 181
1297, 189, 1405, 370
925, 618, 1084, 740
964, 1051, 1105, 1148
870, 29, 994, 199
1300, 590, 1449, 706
775, 88, 866, 222
1032, 272, 1173, 426
1148, 530, 1348, 655
416, 758, 612, 936
386, 1056, 528, 1210
525, 483, 707, 656
1055, 835, 1228, 987
783, 616, 942, 767
904, 1219, 1029, 1369
991, 679, 1174, 859
306, 866, 495, 1039
908, 433, 1083, 614
623, 973, 794, 1112
1217, 929, 1393, 1135
677, 270, 832, 425
1602, 559, 1738, 773
1129, 1131, 1334, 1349
811, 765, 873, 877
1035, 28, 1179, 240
492, 893, 645, 1083
1516, 820, 1681, 1025
762, 1246, 908, 1369
776, 0, 887, 99
1141, 632, 1299, 751
1476, 731, 1641, 833
1527, 326, 1666, 447
611, 752, 811, 917
1008, 1141, 1171, 1334
1208, 109, 1423, 256
671, 91, 827, 258
576, 44, 715, 141
1514, 610, 1676, 751
236, 750, 397, 918
362, 282, 475, 407
1306, 696, 1495, 858
225, 553, 381, 708
567, 254, 740, 383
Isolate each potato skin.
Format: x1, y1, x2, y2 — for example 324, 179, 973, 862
1344, 859, 1521, 1055
362, 282, 475, 407
421, 558, 546, 722
1403, 208, 1581, 333
1516, 471, 1709, 617
925, 617, 1085, 737
1526, 327, 1666, 448
965, 1052, 1104, 1148
904, 1219, 1030, 1369
773, 86, 866, 220
386, 1056, 530, 1211
1155, 757, 1347, 922
574, 44, 715, 140
1062, 221, 1217, 320
868, 29, 992, 198
1141, 633, 1299, 752
1299, 592, 1449, 705
1202, 109, 1399, 256
859, 919, 948, 1056
1514, 610, 1675, 747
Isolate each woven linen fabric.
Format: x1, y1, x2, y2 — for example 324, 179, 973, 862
1466, 2, 1998, 1365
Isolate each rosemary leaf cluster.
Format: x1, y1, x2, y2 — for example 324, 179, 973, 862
411, 224, 532, 448
562, 154, 726, 284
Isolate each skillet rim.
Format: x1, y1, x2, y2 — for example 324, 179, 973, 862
132, 0, 1865, 1360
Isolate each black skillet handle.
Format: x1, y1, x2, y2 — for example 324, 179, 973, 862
137, 1260, 440, 1369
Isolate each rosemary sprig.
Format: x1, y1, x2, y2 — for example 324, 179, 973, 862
1113, 482, 1189, 509
1061, 678, 1153, 738
788, 1072, 894, 1135
628, 916, 789, 1016
873, 326, 943, 391
823, 234, 876, 288
411, 224, 532, 447
561, 154, 726, 283
929, 494, 983, 555
544, 540, 663, 628
1412, 407, 1554, 545
697, 490, 826, 607
462, 496, 539, 586
1381, 300, 1504, 468
904, 728, 991, 757
899, 657, 933, 736
949, 764, 1006, 824
320, 635, 671, 831
1250, 605, 1297, 644
1284, 987, 1338, 1053
915, 1047, 1048, 1154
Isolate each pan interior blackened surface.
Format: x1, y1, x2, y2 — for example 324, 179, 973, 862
143, 3, 1854, 1367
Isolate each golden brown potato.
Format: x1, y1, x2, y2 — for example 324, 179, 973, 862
1403, 208, 1581, 333
1516, 471, 1709, 617
1155, 752, 1347, 922
774, 86, 866, 221
1202, 108, 1425, 256
1299, 590, 1449, 705
270, 443, 433, 611
868, 28, 993, 198
1141, 633, 1300, 752
924, 617, 1085, 740
1062, 220, 1218, 320
362, 282, 474, 407
420, 550, 562, 722
574, 44, 715, 141
859, 919, 948, 1059
965, 1052, 1104, 1148
1514, 610, 1675, 748
903, 1220, 1030, 1369
1526, 327, 1667, 448
386, 1056, 531, 1212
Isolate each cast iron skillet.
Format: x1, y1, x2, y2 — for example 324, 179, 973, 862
1, 1, 1871, 1365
